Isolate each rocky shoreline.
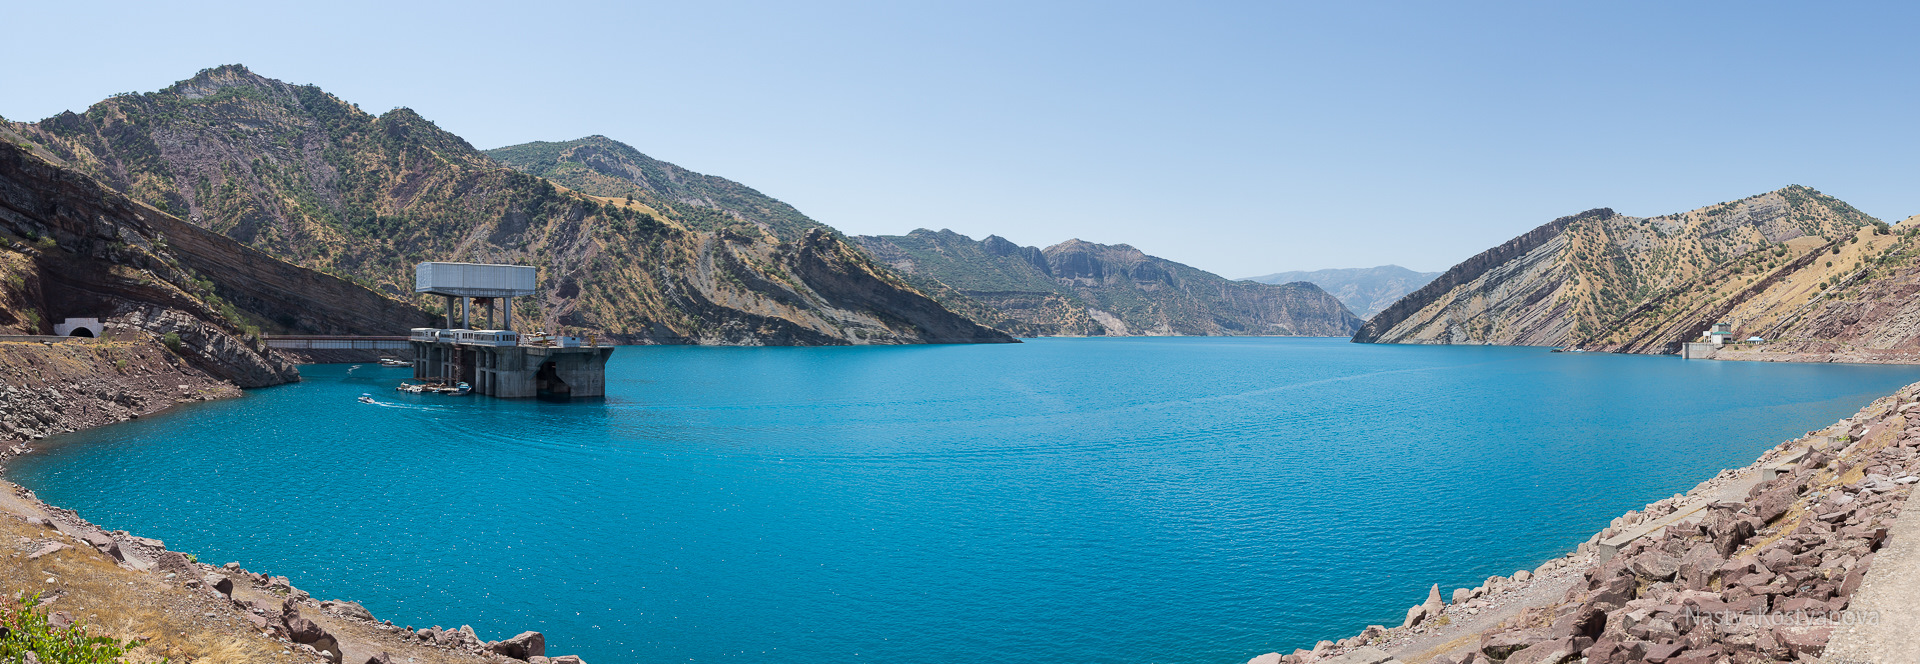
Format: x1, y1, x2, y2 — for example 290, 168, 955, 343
0, 474, 593, 663
0, 345, 593, 663
1251, 381, 1920, 664
1692, 344, 1920, 365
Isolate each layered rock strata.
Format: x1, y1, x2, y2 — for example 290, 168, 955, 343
1356, 187, 1883, 353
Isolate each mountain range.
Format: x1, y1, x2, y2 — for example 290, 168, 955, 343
1243, 265, 1440, 319
854, 230, 1363, 337
29, 64, 1906, 355
1353, 186, 1920, 359
2, 65, 1008, 346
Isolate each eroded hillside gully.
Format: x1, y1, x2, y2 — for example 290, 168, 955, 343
1251, 382, 1920, 664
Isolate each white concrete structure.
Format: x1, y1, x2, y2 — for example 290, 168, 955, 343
1704, 322, 1735, 347
53, 318, 101, 337
411, 330, 613, 399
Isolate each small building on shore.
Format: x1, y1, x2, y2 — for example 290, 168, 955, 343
1704, 322, 1735, 347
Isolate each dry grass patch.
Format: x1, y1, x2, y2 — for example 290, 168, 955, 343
0, 515, 288, 663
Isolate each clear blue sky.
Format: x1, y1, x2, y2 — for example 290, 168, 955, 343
4, 1, 1918, 278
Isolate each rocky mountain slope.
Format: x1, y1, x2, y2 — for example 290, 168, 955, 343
1243, 265, 1441, 319
854, 229, 1363, 337
3, 65, 1010, 345
0, 131, 430, 451
1667, 215, 1920, 363
0, 135, 441, 388
1354, 187, 1881, 352
486, 136, 825, 241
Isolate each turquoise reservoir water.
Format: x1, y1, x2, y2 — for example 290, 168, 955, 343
12, 338, 1920, 663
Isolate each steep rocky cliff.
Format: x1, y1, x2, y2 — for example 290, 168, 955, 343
855, 229, 1363, 337
4, 65, 1010, 346
0, 137, 369, 388
1355, 187, 1878, 351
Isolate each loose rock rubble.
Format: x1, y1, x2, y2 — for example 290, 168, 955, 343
1249, 381, 1920, 664
10, 482, 593, 664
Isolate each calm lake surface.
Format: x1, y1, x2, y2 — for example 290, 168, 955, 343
14, 338, 1920, 663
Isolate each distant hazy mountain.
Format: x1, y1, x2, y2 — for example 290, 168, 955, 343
1243, 266, 1440, 319
855, 230, 1363, 337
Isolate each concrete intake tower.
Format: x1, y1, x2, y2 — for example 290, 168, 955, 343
407, 262, 614, 398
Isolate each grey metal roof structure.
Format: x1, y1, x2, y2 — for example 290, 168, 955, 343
415, 262, 537, 298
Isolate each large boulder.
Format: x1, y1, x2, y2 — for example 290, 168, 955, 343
1751, 486, 1798, 523
1421, 583, 1445, 618
1674, 544, 1724, 589
287, 615, 342, 663
1484, 575, 1509, 594
1550, 605, 1605, 639
79, 531, 123, 562
1403, 603, 1429, 629
1628, 552, 1680, 581
1583, 637, 1644, 664
1246, 654, 1282, 664
1480, 630, 1546, 660
1311, 640, 1335, 657
487, 631, 547, 660
155, 550, 196, 575
201, 573, 234, 597
1712, 518, 1756, 556
1588, 574, 1637, 611
1504, 637, 1579, 664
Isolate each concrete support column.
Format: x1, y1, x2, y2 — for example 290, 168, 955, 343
504, 296, 513, 331
444, 295, 456, 329
462, 297, 471, 329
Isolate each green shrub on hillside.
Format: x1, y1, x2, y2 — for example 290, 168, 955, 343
0, 594, 143, 663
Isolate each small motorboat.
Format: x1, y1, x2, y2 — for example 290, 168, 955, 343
378, 358, 409, 367
396, 383, 427, 394
447, 382, 472, 396
358, 395, 376, 404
